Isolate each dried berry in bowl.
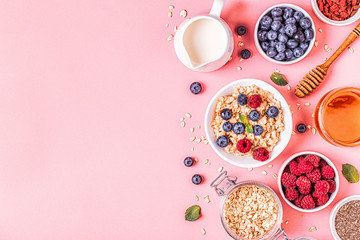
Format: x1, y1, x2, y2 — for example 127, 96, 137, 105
317, 0, 360, 21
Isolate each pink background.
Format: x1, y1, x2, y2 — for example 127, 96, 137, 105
0, 0, 359, 239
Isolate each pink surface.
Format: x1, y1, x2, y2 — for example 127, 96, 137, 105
0, 0, 359, 239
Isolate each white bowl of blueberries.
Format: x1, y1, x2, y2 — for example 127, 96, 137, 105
254, 4, 316, 64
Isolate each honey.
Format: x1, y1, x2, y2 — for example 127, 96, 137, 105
314, 87, 360, 147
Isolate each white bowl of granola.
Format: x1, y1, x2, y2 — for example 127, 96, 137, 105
204, 79, 292, 168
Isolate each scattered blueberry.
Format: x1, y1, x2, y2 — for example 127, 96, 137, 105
222, 121, 232, 132
276, 42, 286, 52
271, 20, 282, 31
249, 110, 261, 121
267, 106, 279, 118
304, 28, 314, 41
190, 82, 202, 94
237, 93, 247, 105
192, 174, 203, 185
278, 33, 288, 43
267, 47, 278, 58
285, 17, 296, 25
220, 109, 232, 120
184, 157, 194, 167
271, 7, 283, 17
233, 122, 245, 134
287, 39, 299, 49
236, 26, 247, 36
261, 41, 270, 51
216, 136, 229, 147
258, 30, 268, 41
283, 7, 294, 19
240, 49, 251, 59
285, 49, 294, 59
284, 24, 297, 37
293, 47, 304, 58
274, 52, 286, 61
300, 42, 309, 51
299, 17, 312, 29
253, 125, 264, 135
297, 123, 307, 133
293, 11, 305, 22
261, 15, 273, 27
293, 31, 305, 43
267, 30, 278, 41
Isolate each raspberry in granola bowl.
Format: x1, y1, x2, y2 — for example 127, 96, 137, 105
205, 79, 292, 167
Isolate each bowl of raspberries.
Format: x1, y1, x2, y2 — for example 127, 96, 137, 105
254, 4, 316, 64
278, 151, 339, 212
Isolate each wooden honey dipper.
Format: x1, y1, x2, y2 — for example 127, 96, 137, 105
295, 23, 360, 98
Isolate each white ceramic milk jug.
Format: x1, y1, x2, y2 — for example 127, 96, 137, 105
174, 0, 234, 72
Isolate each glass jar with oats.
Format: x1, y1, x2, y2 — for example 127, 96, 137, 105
211, 171, 318, 240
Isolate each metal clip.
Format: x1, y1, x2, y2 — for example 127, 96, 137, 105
210, 171, 237, 196
271, 228, 288, 240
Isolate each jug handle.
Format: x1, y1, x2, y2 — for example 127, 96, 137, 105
209, 0, 225, 18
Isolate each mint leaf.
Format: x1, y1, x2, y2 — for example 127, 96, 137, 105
239, 114, 248, 125
342, 164, 359, 183
245, 124, 253, 133
185, 205, 201, 221
270, 72, 288, 86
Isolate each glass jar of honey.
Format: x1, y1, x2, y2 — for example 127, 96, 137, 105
314, 87, 360, 147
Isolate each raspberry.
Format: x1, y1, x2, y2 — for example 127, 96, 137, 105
312, 191, 323, 198
296, 176, 311, 189
299, 186, 311, 195
327, 180, 336, 193
236, 139, 252, 153
281, 172, 297, 188
315, 194, 329, 206
319, 159, 327, 168
304, 155, 320, 168
315, 180, 330, 195
296, 155, 305, 163
306, 168, 322, 183
289, 161, 301, 176
285, 188, 299, 201
298, 159, 314, 174
321, 165, 335, 179
294, 194, 304, 208
247, 94, 262, 108
284, 165, 290, 173
301, 195, 315, 209
252, 147, 269, 161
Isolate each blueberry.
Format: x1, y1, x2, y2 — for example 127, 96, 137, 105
260, 24, 271, 30
216, 135, 229, 147
293, 31, 305, 43
258, 30, 268, 42
304, 28, 314, 41
253, 125, 264, 136
267, 106, 279, 118
287, 39, 298, 49
283, 7, 294, 19
284, 24, 297, 37
293, 47, 305, 58
293, 11, 305, 22
233, 122, 245, 134
261, 41, 270, 51
270, 40, 277, 48
297, 123, 307, 133
220, 109, 232, 120
285, 17, 296, 25
249, 110, 261, 121
276, 42, 286, 53
300, 42, 309, 51
184, 157, 194, 167
240, 49, 251, 59
285, 49, 294, 59
237, 93, 247, 105
278, 33, 288, 43
279, 25, 286, 34
192, 174, 202, 185
273, 16, 283, 22
236, 26, 247, 36
261, 15, 272, 27
267, 30, 278, 41
271, 20, 282, 31
274, 52, 286, 61
271, 7, 283, 17
299, 17, 312, 29
222, 121, 232, 132
190, 82, 202, 94
266, 47, 278, 58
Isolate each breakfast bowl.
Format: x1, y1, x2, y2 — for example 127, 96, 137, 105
278, 151, 339, 213
254, 4, 316, 64
329, 195, 360, 239
311, 0, 360, 26
204, 79, 292, 168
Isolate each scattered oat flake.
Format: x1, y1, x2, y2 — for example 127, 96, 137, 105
239, 58, 244, 62
168, 12, 173, 18
205, 198, 210, 203
315, 40, 318, 47
196, 125, 201, 129
195, 195, 199, 201
185, 113, 191, 118
190, 137, 196, 141
304, 102, 311, 106
190, 147, 194, 151
180, 9, 187, 17
309, 226, 317, 232
237, 41, 244, 47
296, 103, 301, 106
248, 168, 253, 172
190, 128, 194, 133
268, 164, 273, 168
204, 140, 209, 144
237, 35, 242, 38
285, 220, 289, 224
200, 136, 205, 140
298, 107, 302, 110
287, 85, 291, 91
196, 138, 202, 143
318, 28, 323, 33
349, 47, 354, 53
312, 128, 316, 135
323, 57, 328, 62
218, 167, 223, 172
292, 130, 296, 135
204, 159, 210, 166
181, 121, 185, 127
167, 34, 174, 41
327, 48, 332, 53
275, 68, 280, 73
174, 26, 178, 32
194, 158, 198, 162
324, 44, 328, 50
307, 125, 312, 129
228, 56, 232, 62
273, 174, 278, 180
165, 23, 169, 28
169, 5, 174, 10
180, 117, 184, 121
312, 113, 315, 118
261, 170, 267, 175
236, 66, 242, 70
201, 228, 206, 235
